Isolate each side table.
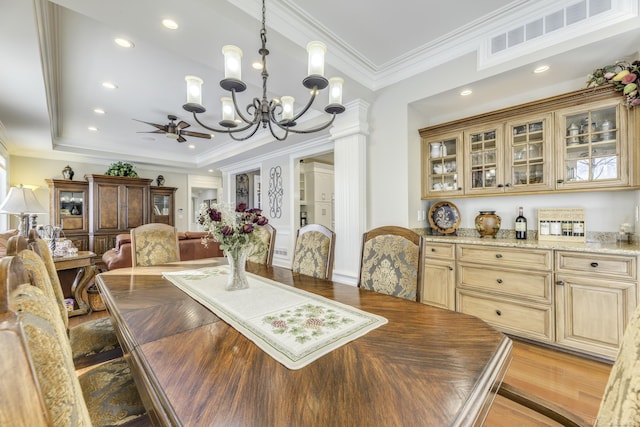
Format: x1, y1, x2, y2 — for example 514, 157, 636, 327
53, 251, 97, 317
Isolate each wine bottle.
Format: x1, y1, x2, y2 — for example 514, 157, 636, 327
515, 206, 527, 240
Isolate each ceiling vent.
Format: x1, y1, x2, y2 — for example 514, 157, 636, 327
479, 0, 636, 69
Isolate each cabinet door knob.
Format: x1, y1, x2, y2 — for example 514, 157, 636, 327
557, 179, 564, 184
431, 248, 436, 252
448, 266, 453, 271
496, 278, 503, 284
556, 280, 565, 286
590, 262, 599, 268
495, 253, 503, 259
505, 183, 511, 188
497, 184, 504, 188
495, 310, 502, 316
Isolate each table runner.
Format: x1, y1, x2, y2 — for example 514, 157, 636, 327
163, 266, 387, 370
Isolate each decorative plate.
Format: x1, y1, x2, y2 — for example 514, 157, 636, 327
428, 201, 461, 234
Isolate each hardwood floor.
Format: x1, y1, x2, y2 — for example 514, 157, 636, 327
485, 339, 612, 426
71, 312, 611, 426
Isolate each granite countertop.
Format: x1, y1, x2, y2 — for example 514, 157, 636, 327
414, 230, 640, 256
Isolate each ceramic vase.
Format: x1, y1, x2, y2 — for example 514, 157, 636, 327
475, 211, 501, 238
226, 247, 250, 291
62, 165, 74, 180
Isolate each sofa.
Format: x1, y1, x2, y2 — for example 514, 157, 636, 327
102, 231, 223, 270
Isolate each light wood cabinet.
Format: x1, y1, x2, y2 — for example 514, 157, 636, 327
421, 242, 456, 310
300, 163, 334, 230
419, 85, 639, 199
456, 244, 554, 342
150, 186, 177, 225
46, 179, 89, 251
86, 174, 152, 258
555, 251, 638, 359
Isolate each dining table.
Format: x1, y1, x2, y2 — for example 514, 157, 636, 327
97, 259, 512, 427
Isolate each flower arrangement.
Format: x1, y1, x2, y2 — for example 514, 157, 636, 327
586, 60, 640, 107
105, 161, 138, 177
198, 202, 268, 256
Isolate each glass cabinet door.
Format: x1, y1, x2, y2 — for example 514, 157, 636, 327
557, 100, 627, 188
505, 114, 554, 192
422, 133, 463, 198
465, 126, 502, 195
153, 195, 170, 216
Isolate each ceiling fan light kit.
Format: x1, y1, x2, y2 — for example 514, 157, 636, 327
182, 0, 345, 141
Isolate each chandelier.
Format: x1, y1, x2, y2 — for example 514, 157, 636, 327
182, 0, 345, 141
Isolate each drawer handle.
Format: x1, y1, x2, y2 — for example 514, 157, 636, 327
556, 280, 565, 286
496, 279, 503, 284
495, 254, 503, 259
590, 262, 599, 268
495, 310, 502, 316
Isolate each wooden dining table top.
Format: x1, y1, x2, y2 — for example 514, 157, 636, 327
96, 259, 512, 427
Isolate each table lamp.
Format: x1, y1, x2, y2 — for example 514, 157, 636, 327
0, 184, 47, 236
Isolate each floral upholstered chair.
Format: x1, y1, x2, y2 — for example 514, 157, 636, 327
247, 224, 276, 266
1, 255, 148, 426
130, 223, 180, 267
291, 224, 336, 280
9, 231, 122, 369
358, 226, 424, 301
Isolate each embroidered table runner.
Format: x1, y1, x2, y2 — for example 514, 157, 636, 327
163, 266, 387, 370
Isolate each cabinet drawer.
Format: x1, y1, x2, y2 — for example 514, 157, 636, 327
457, 290, 554, 342
457, 245, 552, 270
423, 242, 455, 260
458, 265, 552, 303
556, 251, 637, 280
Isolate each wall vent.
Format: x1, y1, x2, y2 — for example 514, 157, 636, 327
490, 0, 611, 56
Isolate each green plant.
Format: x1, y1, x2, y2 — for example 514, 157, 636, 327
105, 161, 138, 177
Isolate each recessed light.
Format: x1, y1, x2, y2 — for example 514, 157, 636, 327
93, 108, 105, 114
188, 144, 196, 149
252, 61, 263, 70
534, 65, 550, 74
460, 89, 472, 96
208, 169, 214, 173
88, 126, 98, 132
102, 81, 118, 89
114, 38, 134, 48
162, 19, 179, 30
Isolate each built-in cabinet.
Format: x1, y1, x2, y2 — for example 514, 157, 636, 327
420, 239, 639, 360
300, 162, 334, 230
150, 186, 177, 225
420, 86, 639, 199
46, 179, 89, 251
86, 174, 152, 259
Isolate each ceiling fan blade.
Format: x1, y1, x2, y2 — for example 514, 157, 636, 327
136, 130, 166, 134
181, 130, 212, 139
177, 135, 187, 143
177, 121, 191, 129
133, 118, 168, 132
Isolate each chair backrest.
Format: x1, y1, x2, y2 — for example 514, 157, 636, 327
358, 226, 424, 301
1, 255, 93, 426
291, 224, 336, 280
130, 223, 180, 267
0, 256, 51, 427
247, 224, 276, 266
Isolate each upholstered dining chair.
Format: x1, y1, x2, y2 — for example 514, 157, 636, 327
291, 224, 336, 280
499, 301, 640, 427
8, 231, 122, 369
247, 224, 276, 266
130, 223, 180, 267
0, 255, 148, 426
358, 226, 424, 301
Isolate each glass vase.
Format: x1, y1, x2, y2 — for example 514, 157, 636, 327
225, 247, 250, 291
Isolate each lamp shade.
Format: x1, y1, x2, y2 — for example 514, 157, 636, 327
0, 185, 46, 214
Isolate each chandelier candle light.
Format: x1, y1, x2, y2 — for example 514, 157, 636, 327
182, 0, 345, 141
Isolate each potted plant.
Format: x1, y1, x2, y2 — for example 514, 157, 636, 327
105, 161, 138, 177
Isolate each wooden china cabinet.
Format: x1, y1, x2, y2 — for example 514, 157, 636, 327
85, 174, 152, 259
420, 85, 639, 199
150, 186, 177, 225
45, 179, 89, 251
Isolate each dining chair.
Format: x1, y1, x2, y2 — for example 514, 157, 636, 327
247, 224, 276, 266
358, 226, 424, 301
9, 231, 122, 369
498, 301, 640, 427
1, 255, 148, 426
291, 223, 336, 280
130, 223, 180, 267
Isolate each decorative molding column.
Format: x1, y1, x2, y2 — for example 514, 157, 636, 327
330, 99, 369, 285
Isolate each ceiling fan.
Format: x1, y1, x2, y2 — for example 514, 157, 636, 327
134, 114, 211, 143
